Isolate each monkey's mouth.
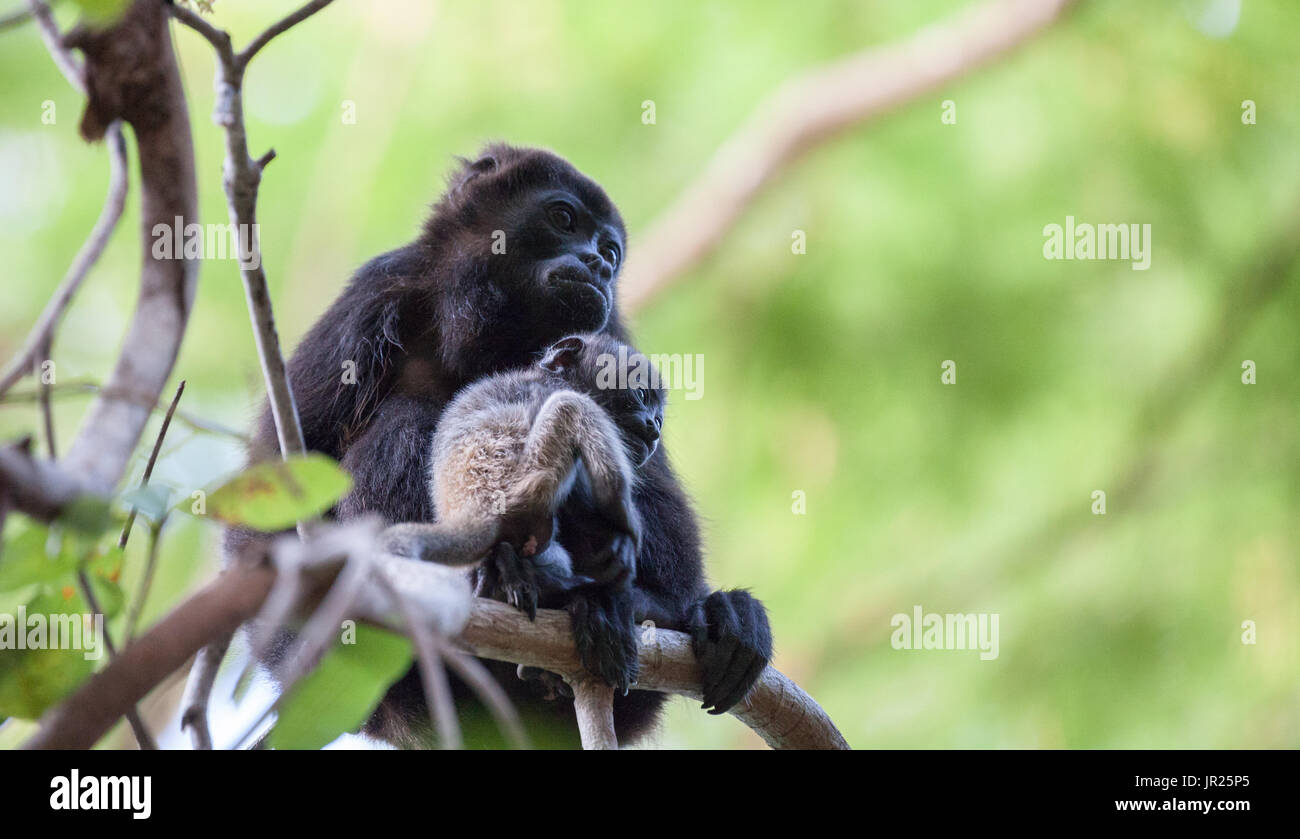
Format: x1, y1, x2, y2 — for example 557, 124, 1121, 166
632, 437, 657, 467
547, 266, 605, 294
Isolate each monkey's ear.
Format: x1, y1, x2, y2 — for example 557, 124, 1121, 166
469, 154, 497, 173
447, 153, 499, 196
540, 335, 586, 373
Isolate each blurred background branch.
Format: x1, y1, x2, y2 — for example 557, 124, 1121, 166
621, 0, 1081, 313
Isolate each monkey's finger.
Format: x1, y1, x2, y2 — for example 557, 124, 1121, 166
700, 638, 742, 711
698, 593, 744, 708
709, 656, 768, 715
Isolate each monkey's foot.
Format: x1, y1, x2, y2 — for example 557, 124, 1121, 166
687, 589, 774, 715
516, 665, 573, 700
567, 588, 639, 695
476, 542, 540, 620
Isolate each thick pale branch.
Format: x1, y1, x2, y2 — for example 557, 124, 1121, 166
460, 599, 850, 750
571, 680, 618, 749
54, 0, 198, 494
620, 0, 1080, 313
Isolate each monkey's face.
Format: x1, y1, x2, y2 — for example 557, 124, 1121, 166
540, 334, 665, 468
602, 378, 666, 468
496, 187, 625, 336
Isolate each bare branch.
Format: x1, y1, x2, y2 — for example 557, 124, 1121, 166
24, 559, 276, 750
56, 0, 199, 494
166, 2, 232, 61
0, 118, 128, 398
236, 0, 335, 69
620, 0, 1080, 312
168, 1, 339, 465
118, 380, 185, 550
179, 632, 231, 750
0, 4, 34, 33
571, 679, 618, 750
25, 0, 82, 92
122, 521, 164, 642
1, 380, 246, 442
36, 337, 54, 458
433, 638, 530, 750
374, 567, 461, 750
0, 437, 88, 520
76, 568, 157, 749
23, 528, 846, 750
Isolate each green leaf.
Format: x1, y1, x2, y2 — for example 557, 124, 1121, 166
0, 585, 41, 617
202, 455, 352, 531
121, 483, 172, 526
56, 496, 114, 537
0, 525, 75, 591
82, 550, 126, 620
269, 625, 413, 750
0, 589, 104, 719
0, 525, 124, 620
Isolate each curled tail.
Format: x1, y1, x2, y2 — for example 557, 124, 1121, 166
379, 519, 500, 567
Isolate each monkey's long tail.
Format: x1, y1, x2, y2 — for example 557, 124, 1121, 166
379, 519, 500, 567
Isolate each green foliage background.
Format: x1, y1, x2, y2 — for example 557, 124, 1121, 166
1, 0, 1297, 747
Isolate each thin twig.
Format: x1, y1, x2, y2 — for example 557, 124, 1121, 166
0, 123, 128, 397
167, 3, 231, 58
236, 0, 334, 69
169, 0, 334, 464
179, 631, 231, 750
118, 380, 185, 550
122, 520, 164, 642
373, 567, 462, 749
75, 568, 157, 749
36, 338, 55, 459
0, 380, 246, 441
0, 4, 34, 32
435, 638, 530, 750
25, 0, 81, 91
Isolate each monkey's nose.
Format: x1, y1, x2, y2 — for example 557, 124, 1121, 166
642, 418, 660, 442
579, 251, 613, 281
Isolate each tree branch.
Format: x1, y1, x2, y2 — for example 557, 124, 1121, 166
56, 0, 198, 494
571, 679, 618, 749
0, 10, 129, 398
620, 0, 1081, 313
23, 528, 848, 750
236, 0, 334, 69
169, 1, 338, 463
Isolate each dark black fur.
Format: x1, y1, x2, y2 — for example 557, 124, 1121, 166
229, 145, 772, 747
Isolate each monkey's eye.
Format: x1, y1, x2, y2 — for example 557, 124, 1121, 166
635, 388, 647, 403
601, 243, 621, 267
548, 204, 576, 232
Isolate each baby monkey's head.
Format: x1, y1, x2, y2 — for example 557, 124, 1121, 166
539, 333, 666, 467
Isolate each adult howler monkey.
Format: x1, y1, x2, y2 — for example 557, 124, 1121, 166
230, 145, 772, 746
